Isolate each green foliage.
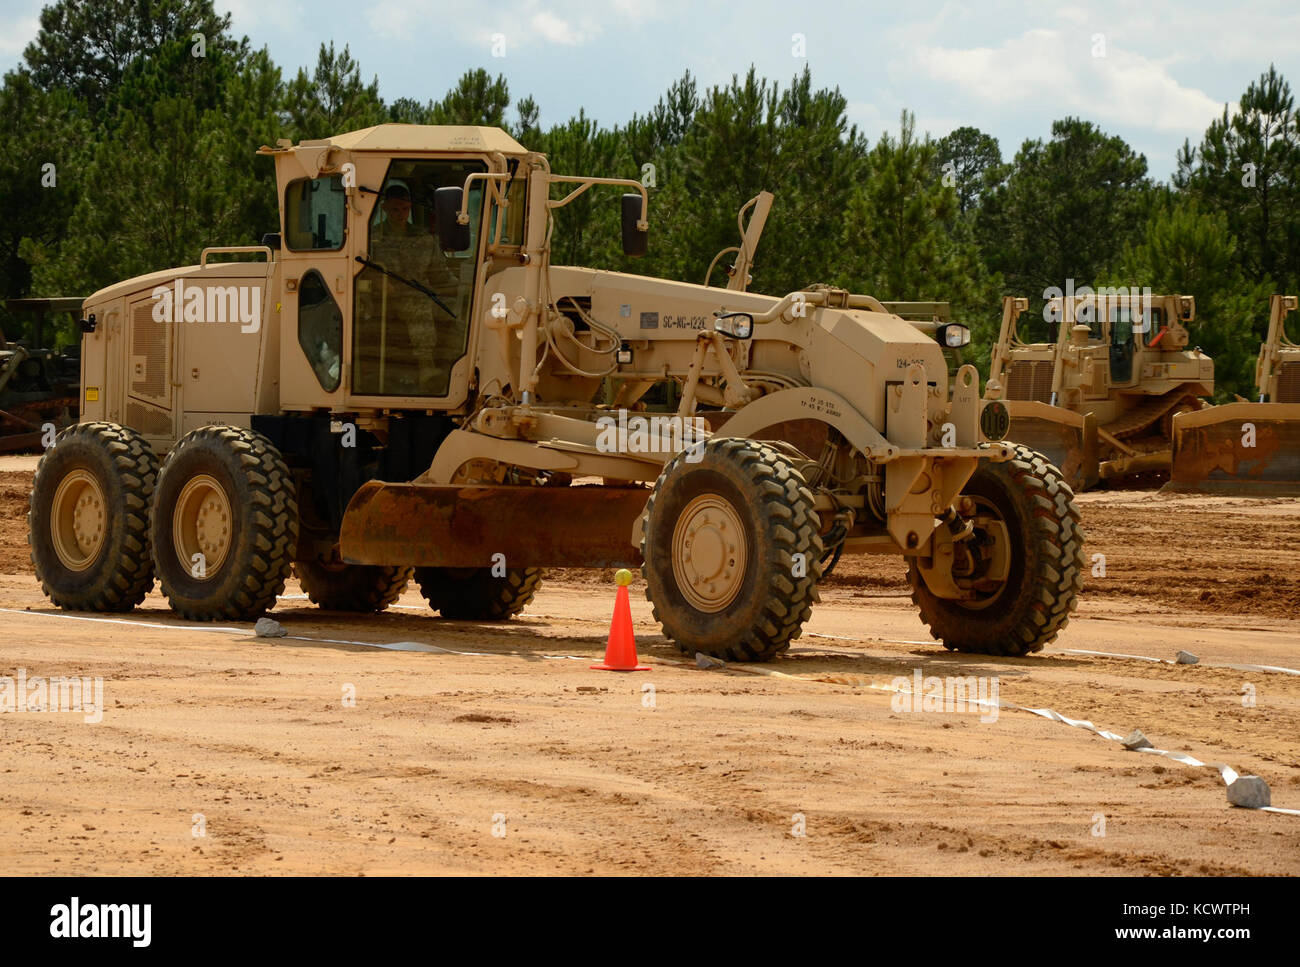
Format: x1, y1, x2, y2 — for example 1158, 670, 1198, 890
0, 73, 87, 329
1176, 65, 1300, 297
1106, 198, 1269, 399
428, 69, 510, 127
934, 125, 1003, 215
284, 42, 385, 139
0, 0, 1291, 400
22, 0, 240, 118
978, 117, 1151, 302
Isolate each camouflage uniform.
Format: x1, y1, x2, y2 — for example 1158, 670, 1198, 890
367, 215, 458, 394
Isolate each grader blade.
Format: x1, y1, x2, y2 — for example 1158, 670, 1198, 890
339, 482, 649, 568
1165, 403, 1300, 495
1003, 402, 1098, 490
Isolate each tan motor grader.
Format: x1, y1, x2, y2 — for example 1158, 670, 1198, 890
28, 124, 1084, 660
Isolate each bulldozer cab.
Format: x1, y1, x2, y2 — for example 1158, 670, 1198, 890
988, 292, 1210, 489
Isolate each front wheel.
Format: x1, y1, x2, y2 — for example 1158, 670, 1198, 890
642, 438, 823, 662
150, 426, 298, 621
908, 444, 1084, 656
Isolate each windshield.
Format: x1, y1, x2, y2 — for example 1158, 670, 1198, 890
352, 158, 486, 396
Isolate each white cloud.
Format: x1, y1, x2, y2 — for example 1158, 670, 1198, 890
219, 0, 305, 38
530, 10, 593, 46
910, 27, 1223, 135
0, 13, 38, 59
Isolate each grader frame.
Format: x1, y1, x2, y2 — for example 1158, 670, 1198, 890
31, 124, 1084, 660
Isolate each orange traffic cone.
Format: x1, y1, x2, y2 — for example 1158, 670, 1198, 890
592, 569, 649, 671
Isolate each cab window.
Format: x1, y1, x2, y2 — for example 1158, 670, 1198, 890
488, 176, 527, 246
297, 270, 342, 392
352, 158, 486, 397
285, 176, 346, 250
1110, 306, 1134, 345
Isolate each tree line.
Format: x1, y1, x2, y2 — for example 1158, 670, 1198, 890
3, 0, 1298, 400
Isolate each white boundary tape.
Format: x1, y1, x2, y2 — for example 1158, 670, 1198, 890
715, 660, 1300, 817
0, 608, 588, 660
1063, 647, 1300, 677
894, 682, 1300, 816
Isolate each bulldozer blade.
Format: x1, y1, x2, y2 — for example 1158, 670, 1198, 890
1003, 402, 1098, 490
1165, 402, 1300, 495
339, 481, 650, 568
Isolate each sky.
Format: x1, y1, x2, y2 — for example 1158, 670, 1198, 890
1, 0, 1298, 180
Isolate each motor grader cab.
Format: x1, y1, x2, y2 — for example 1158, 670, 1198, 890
1166, 295, 1300, 494
986, 292, 1213, 488
29, 124, 1084, 661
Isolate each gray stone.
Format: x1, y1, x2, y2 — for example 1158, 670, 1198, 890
1226, 775, 1271, 808
254, 617, 286, 638
1175, 650, 1199, 665
695, 652, 726, 669
1122, 729, 1152, 750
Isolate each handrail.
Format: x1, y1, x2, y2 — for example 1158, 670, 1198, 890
200, 245, 273, 268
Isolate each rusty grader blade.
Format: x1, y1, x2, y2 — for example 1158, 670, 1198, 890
339, 481, 650, 568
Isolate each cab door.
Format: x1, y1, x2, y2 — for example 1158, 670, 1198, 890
1108, 307, 1136, 385
279, 174, 350, 412
345, 156, 490, 409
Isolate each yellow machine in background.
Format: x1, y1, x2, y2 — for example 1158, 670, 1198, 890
1167, 295, 1300, 495
986, 293, 1213, 488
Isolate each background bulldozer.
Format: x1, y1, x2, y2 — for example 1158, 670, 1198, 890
1166, 295, 1300, 495
985, 292, 1214, 489
28, 124, 1084, 660
0, 298, 83, 451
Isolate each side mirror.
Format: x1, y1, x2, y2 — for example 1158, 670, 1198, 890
713, 311, 754, 339
936, 323, 970, 348
621, 193, 647, 258
435, 186, 471, 252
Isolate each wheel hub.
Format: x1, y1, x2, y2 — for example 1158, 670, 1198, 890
50, 469, 106, 571
173, 474, 232, 576
954, 495, 1009, 610
671, 494, 747, 613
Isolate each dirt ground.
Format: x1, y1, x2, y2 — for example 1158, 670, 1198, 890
1, 457, 1297, 875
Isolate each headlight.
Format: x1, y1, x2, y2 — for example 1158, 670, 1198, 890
937, 323, 970, 348
713, 311, 754, 339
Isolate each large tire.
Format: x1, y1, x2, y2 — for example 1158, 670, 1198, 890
414, 566, 542, 620
908, 444, 1084, 656
28, 421, 157, 611
642, 438, 823, 662
295, 559, 411, 612
150, 426, 298, 621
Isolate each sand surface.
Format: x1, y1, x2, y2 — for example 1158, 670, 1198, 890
1, 461, 1296, 875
